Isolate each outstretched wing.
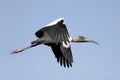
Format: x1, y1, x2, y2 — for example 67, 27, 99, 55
35, 19, 70, 44
35, 18, 73, 67
49, 43, 73, 68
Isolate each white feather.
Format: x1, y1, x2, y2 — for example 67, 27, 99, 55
68, 36, 72, 42
62, 41, 70, 48
45, 18, 64, 26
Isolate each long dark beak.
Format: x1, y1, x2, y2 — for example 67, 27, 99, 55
83, 37, 100, 45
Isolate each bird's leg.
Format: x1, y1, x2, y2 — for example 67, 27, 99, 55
31, 39, 42, 46
11, 45, 33, 54
11, 39, 42, 54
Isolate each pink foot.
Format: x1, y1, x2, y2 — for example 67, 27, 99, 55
12, 49, 22, 54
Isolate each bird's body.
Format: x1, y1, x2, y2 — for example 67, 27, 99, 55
12, 18, 99, 68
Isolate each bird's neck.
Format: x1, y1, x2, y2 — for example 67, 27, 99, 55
71, 36, 85, 42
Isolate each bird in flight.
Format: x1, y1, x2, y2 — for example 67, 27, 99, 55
12, 18, 99, 68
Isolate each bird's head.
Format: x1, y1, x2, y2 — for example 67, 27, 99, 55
78, 36, 99, 45
72, 36, 99, 45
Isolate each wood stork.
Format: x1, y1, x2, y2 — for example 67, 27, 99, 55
12, 18, 99, 68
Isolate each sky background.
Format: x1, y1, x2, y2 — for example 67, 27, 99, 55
0, 0, 120, 80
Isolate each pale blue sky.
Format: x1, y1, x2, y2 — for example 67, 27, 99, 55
0, 0, 120, 80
